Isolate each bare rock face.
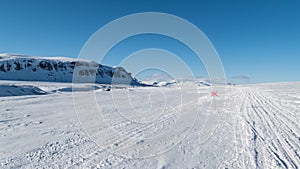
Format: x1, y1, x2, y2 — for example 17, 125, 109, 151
0, 54, 139, 85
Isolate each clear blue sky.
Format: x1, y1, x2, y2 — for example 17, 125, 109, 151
0, 0, 299, 83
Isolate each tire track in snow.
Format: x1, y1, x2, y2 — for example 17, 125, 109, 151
253, 90, 300, 167
233, 88, 255, 168
241, 87, 299, 168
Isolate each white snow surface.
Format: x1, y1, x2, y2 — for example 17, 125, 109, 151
0, 80, 300, 168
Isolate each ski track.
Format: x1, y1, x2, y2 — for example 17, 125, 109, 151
1, 82, 300, 168
237, 87, 300, 169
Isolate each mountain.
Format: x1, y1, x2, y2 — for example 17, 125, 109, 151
0, 54, 139, 85
153, 80, 177, 87
196, 81, 211, 86
141, 78, 211, 87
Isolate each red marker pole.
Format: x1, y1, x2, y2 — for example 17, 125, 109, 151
211, 91, 218, 111
211, 91, 218, 97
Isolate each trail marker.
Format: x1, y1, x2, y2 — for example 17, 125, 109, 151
211, 91, 218, 97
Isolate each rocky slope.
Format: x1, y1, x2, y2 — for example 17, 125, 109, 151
0, 54, 139, 85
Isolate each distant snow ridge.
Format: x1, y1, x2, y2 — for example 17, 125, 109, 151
153, 80, 177, 87
0, 54, 139, 85
196, 81, 211, 86
0, 84, 47, 97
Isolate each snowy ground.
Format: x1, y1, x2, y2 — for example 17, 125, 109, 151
0, 80, 299, 168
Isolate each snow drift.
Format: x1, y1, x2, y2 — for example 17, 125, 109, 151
0, 84, 47, 97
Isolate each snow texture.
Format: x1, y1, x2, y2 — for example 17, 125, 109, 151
0, 80, 299, 168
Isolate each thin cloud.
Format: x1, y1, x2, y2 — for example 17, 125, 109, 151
231, 75, 250, 80
140, 73, 173, 83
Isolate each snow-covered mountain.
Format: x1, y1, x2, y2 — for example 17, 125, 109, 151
0, 54, 139, 85
138, 79, 211, 88
153, 80, 177, 87
196, 81, 211, 86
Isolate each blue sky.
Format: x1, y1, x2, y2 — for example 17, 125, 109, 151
0, 0, 299, 83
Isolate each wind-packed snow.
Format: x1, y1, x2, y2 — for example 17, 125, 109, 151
0, 80, 299, 168
0, 84, 47, 97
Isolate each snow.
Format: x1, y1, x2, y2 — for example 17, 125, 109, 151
0, 84, 47, 97
0, 54, 138, 85
0, 80, 299, 168
0, 53, 91, 62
